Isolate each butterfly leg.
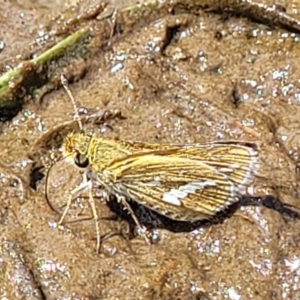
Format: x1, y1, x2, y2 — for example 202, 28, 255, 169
117, 194, 151, 244
87, 183, 101, 253
58, 180, 92, 226
57, 175, 102, 253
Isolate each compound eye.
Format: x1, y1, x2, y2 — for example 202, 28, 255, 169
74, 153, 89, 168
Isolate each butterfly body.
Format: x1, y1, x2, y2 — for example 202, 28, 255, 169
62, 132, 259, 223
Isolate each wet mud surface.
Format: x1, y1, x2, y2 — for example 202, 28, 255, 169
1, 0, 300, 299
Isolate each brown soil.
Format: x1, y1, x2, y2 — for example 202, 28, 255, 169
0, 1, 300, 299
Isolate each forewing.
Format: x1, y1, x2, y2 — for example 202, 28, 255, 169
175, 142, 259, 193
104, 154, 239, 221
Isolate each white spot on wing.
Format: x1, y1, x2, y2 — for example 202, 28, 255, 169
218, 167, 234, 173
162, 194, 182, 206
230, 163, 240, 169
147, 180, 161, 187
162, 181, 217, 206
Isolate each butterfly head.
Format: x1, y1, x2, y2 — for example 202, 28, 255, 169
62, 132, 92, 169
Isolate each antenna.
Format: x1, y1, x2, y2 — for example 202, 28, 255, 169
61, 74, 83, 131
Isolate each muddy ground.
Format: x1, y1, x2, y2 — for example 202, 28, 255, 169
0, 0, 300, 299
